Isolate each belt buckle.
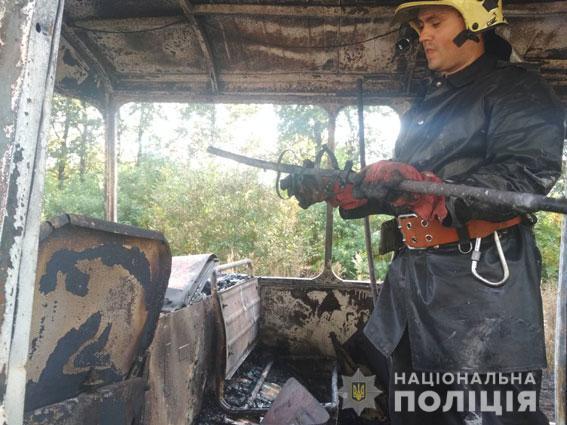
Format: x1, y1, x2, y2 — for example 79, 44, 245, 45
397, 214, 423, 250
397, 213, 439, 250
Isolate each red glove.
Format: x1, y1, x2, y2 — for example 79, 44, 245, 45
327, 182, 368, 210
360, 160, 447, 222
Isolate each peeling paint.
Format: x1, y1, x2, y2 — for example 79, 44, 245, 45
259, 280, 375, 357
53, 2, 567, 104
10, 2, 34, 112
145, 297, 215, 425
0, 143, 14, 238
2, 124, 14, 139
24, 378, 146, 425
0, 2, 6, 24
219, 278, 261, 379
0, 144, 25, 376
25, 215, 171, 412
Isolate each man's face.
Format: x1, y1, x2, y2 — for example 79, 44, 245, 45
415, 6, 483, 75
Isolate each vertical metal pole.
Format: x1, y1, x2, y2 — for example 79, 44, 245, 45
104, 98, 118, 222
556, 209, 567, 425
0, 0, 65, 423
357, 79, 378, 305
323, 108, 338, 271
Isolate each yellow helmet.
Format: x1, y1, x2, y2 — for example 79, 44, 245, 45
393, 0, 506, 35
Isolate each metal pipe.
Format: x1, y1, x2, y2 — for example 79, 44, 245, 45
357, 79, 379, 305
555, 207, 567, 425
216, 258, 254, 275
104, 97, 118, 222
324, 109, 338, 271
392, 180, 567, 215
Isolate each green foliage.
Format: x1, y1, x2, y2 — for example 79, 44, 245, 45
118, 158, 168, 227
43, 172, 104, 219
534, 212, 562, 284
42, 97, 562, 286
331, 212, 392, 281
43, 95, 105, 219
142, 164, 317, 276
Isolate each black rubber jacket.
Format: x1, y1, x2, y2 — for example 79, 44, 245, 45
353, 54, 565, 372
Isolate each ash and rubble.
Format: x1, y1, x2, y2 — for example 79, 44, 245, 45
195, 349, 335, 424
210, 273, 252, 294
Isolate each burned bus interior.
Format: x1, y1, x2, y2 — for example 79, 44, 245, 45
1, 0, 566, 424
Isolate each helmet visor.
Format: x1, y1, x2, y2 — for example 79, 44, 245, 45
393, 1, 464, 26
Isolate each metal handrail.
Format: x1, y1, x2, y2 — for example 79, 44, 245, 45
214, 258, 254, 276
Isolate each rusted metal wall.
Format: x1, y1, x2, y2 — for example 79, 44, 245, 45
143, 297, 216, 425
0, 0, 64, 423
25, 214, 171, 414
259, 278, 375, 357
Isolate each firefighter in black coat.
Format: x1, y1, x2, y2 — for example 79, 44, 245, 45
328, 1, 565, 423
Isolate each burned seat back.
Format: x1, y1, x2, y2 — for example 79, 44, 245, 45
25, 214, 171, 412
213, 260, 260, 380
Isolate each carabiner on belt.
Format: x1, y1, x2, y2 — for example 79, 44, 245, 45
470, 231, 509, 286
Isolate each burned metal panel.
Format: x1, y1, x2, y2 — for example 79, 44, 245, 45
55, 36, 107, 108
258, 279, 375, 357
25, 214, 171, 412
114, 73, 402, 103
112, 89, 414, 111
0, 0, 65, 423
24, 377, 146, 425
52, 1, 567, 104
64, 0, 182, 21
163, 253, 217, 311
202, 15, 395, 74
144, 296, 215, 425
69, 19, 208, 75
511, 16, 566, 60
219, 278, 261, 379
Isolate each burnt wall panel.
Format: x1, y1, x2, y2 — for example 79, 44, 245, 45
24, 378, 146, 425
219, 278, 261, 379
143, 297, 216, 425
25, 214, 171, 412
258, 279, 375, 357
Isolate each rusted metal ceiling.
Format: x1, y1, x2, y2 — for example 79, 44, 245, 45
55, 1, 567, 107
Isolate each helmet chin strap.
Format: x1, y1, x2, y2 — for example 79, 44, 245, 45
453, 29, 480, 47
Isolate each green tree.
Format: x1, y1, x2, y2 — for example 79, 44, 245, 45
276, 105, 329, 158
43, 95, 104, 220
49, 97, 83, 188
